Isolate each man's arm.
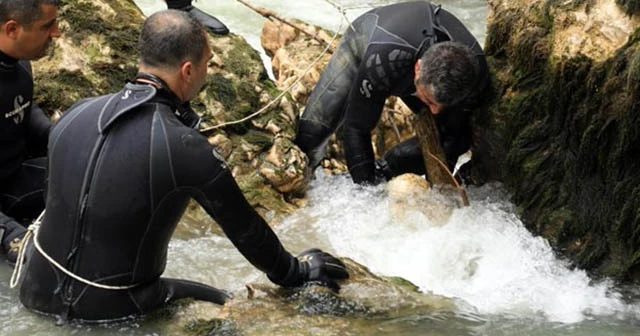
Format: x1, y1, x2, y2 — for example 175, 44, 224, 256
175, 129, 348, 289
341, 71, 387, 184
194, 166, 348, 290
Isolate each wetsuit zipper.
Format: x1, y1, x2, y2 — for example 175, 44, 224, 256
61, 132, 109, 310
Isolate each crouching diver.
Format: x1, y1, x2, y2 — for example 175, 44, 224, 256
15, 10, 348, 324
294, 1, 488, 184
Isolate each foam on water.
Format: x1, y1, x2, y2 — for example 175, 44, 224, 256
275, 172, 638, 324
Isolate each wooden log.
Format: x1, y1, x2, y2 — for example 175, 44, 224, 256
414, 112, 470, 206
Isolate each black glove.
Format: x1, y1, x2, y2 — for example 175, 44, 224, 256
269, 248, 349, 291
374, 157, 393, 182
0, 214, 27, 264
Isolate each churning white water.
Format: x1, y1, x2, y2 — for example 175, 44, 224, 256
271, 173, 638, 324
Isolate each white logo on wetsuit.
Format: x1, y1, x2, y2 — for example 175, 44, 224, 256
121, 89, 132, 100
360, 79, 373, 99
5, 95, 29, 124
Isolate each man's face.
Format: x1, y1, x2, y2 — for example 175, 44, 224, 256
413, 82, 443, 115
14, 4, 61, 60
413, 60, 443, 115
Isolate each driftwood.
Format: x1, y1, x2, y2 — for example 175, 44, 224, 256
414, 113, 470, 206
235, 0, 335, 53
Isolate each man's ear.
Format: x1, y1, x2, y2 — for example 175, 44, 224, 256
180, 61, 193, 80
414, 59, 421, 82
2, 20, 22, 39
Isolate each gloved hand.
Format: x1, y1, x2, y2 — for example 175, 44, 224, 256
269, 248, 349, 291
0, 214, 27, 264
374, 158, 393, 182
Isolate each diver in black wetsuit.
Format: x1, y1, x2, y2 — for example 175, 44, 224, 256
295, 1, 488, 184
0, 0, 60, 263
165, 0, 229, 35
17, 9, 348, 324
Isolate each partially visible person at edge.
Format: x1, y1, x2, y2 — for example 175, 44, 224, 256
0, 0, 60, 263
16, 9, 348, 324
165, 0, 229, 35
294, 1, 488, 185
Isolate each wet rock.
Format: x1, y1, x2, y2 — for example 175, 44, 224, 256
209, 133, 233, 159
387, 174, 449, 226
152, 258, 456, 336
475, 0, 640, 280
259, 137, 309, 194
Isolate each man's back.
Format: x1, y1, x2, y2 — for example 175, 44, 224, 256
20, 83, 226, 319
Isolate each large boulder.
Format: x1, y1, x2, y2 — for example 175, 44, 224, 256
470, 0, 640, 279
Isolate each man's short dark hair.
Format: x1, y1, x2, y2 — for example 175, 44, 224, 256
138, 9, 208, 69
416, 41, 479, 107
0, 0, 59, 26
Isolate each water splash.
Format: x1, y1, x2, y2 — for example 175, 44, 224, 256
276, 172, 638, 324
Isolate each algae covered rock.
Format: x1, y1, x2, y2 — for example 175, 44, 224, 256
148, 258, 456, 336
471, 0, 640, 279
32, 0, 307, 219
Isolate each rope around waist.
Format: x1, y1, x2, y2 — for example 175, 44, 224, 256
10, 210, 141, 290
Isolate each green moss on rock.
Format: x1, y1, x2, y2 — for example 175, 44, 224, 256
476, 0, 640, 280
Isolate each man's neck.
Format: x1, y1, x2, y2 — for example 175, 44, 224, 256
137, 66, 185, 102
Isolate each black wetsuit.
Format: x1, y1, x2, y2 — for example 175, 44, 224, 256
0, 51, 50, 258
295, 1, 488, 183
19, 81, 299, 322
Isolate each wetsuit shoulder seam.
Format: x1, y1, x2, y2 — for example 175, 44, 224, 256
372, 27, 420, 51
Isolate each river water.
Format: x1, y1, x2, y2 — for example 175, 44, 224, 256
1, 0, 639, 335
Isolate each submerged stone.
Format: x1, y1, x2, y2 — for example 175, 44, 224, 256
151, 258, 456, 336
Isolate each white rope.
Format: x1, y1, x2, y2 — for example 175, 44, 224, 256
10, 210, 139, 290
200, 2, 346, 132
